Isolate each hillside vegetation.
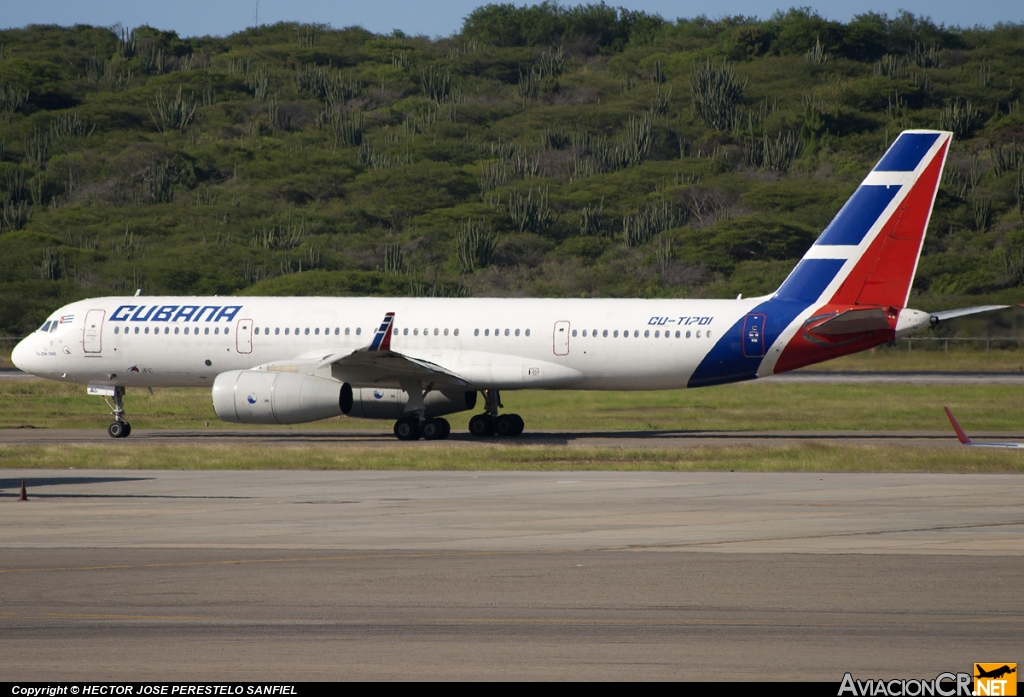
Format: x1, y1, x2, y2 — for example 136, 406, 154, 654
1, 4, 1023, 336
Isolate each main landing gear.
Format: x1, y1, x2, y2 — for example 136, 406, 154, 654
468, 390, 524, 437
105, 386, 132, 439
393, 415, 451, 442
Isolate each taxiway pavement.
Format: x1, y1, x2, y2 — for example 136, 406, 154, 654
1, 470, 1022, 680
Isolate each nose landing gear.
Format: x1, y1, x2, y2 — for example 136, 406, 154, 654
104, 386, 132, 438
468, 390, 524, 437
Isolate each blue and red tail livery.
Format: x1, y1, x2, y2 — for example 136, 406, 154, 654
690, 130, 952, 386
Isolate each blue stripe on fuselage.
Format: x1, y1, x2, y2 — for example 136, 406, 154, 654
687, 259, 846, 387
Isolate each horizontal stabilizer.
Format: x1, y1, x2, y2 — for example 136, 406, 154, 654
930, 305, 1009, 322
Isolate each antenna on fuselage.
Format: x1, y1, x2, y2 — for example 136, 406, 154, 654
134, 289, 141, 296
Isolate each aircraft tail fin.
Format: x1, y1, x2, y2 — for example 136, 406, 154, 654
774, 130, 951, 310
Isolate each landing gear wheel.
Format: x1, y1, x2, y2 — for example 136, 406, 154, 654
496, 414, 524, 437
421, 417, 450, 441
469, 414, 496, 437
394, 416, 421, 441
104, 387, 130, 438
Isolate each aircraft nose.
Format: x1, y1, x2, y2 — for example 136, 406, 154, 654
10, 336, 33, 373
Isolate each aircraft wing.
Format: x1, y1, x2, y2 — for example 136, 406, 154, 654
315, 312, 469, 387
944, 407, 1024, 448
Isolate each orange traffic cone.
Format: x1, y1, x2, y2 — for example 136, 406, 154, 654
18, 479, 27, 501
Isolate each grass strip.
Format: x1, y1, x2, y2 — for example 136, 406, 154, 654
1, 443, 1022, 473
3, 381, 1024, 432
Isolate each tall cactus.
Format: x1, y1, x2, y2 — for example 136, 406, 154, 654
690, 59, 745, 132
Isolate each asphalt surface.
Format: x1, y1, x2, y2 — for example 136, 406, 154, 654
2, 471, 1022, 680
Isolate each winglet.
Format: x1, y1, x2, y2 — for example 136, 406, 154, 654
369, 312, 395, 352
943, 407, 972, 445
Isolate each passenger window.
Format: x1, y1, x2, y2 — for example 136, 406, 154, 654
696, 330, 702, 338
356, 328, 361, 335
581, 330, 586, 337
685, 331, 690, 338
644, 330, 649, 338
254, 327, 259, 335
602, 330, 608, 337
434, 328, 439, 336
485, 329, 489, 336
345, 328, 350, 335
525, 329, 530, 337
183, 327, 189, 335
613, 330, 619, 338
114, 326, 120, 334
134, 327, 140, 334
516, 329, 521, 337
225, 328, 230, 335
444, 328, 449, 336
174, 327, 179, 335
474, 329, 480, 336
454, 328, 459, 336
654, 330, 659, 338
304, 328, 309, 336
315, 328, 320, 335
165, 327, 169, 334
334, 328, 340, 335
707, 331, 712, 338
285, 328, 290, 335
634, 330, 639, 338
414, 328, 419, 336
571, 329, 577, 337
215, 327, 220, 335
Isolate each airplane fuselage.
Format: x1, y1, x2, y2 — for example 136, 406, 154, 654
18, 295, 792, 392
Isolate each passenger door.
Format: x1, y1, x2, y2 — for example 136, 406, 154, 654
83, 309, 105, 353
553, 321, 570, 356
742, 314, 766, 357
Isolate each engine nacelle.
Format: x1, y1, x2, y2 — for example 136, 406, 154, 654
346, 387, 477, 420
212, 370, 353, 424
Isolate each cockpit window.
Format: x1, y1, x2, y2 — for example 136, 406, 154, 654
40, 321, 52, 332
50, 321, 59, 332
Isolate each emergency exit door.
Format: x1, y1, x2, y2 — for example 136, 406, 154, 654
236, 318, 253, 354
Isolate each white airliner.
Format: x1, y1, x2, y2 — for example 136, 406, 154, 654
10, 130, 1006, 440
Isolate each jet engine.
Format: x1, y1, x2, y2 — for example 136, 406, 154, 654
212, 370, 353, 424
345, 387, 477, 420
212, 370, 477, 424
